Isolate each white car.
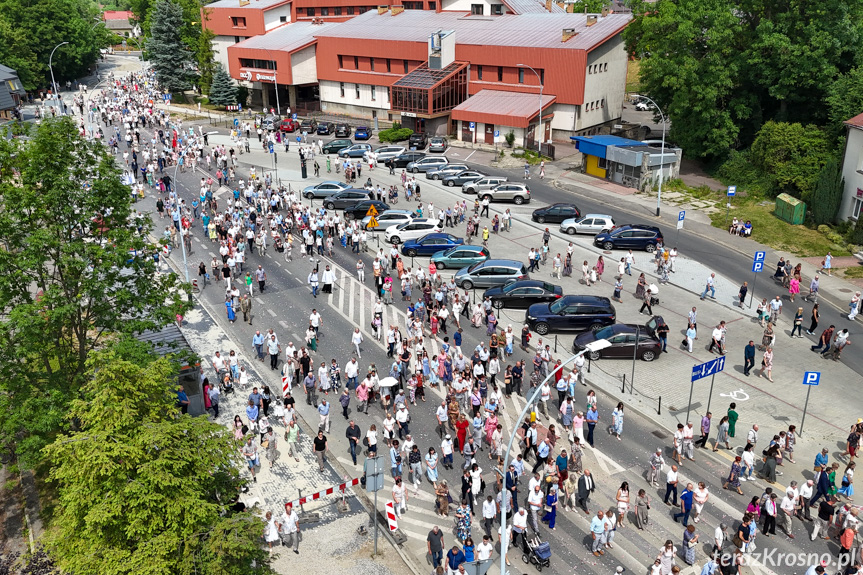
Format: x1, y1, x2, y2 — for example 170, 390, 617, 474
385, 218, 442, 244
366, 146, 405, 163
635, 101, 650, 111
361, 209, 415, 231
560, 214, 616, 235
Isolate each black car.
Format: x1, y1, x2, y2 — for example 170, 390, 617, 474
334, 123, 352, 137
344, 200, 390, 220
525, 295, 616, 335
322, 189, 371, 210
572, 316, 664, 362
593, 224, 664, 252
408, 132, 428, 150
299, 119, 317, 133
392, 151, 426, 168
317, 122, 336, 135
531, 203, 581, 224
483, 280, 563, 309
321, 139, 352, 155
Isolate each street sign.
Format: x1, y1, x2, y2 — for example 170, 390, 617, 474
366, 205, 379, 217
238, 103, 242, 111
677, 210, 685, 230
753, 251, 766, 262
364, 456, 385, 492
727, 185, 737, 196
494, 130, 499, 138
292, 113, 297, 120
268, 142, 274, 154
233, 118, 239, 127
752, 261, 764, 273
367, 217, 378, 228
469, 122, 475, 130
803, 371, 821, 386
691, 356, 725, 382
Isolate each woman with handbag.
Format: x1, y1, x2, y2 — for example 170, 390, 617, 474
264, 426, 278, 468
635, 489, 650, 529
541, 485, 558, 530
682, 524, 699, 565
434, 479, 450, 516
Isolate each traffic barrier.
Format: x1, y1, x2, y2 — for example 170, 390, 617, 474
385, 501, 398, 531
284, 477, 360, 508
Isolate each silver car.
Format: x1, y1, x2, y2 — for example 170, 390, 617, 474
560, 214, 616, 235
479, 183, 531, 205
462, 176, 508, 195
407, 156, 448, 173
454, 259, 529, 290
367, 146, 405, 162
302, 181, 351, 199
426, 163, 468, 180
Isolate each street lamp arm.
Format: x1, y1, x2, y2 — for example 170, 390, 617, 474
517, 64, 544, 154
631, 93, 667, 217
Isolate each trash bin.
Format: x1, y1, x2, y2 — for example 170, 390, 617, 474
775, 193, 806, 225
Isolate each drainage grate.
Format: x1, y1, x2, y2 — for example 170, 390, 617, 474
652, 430, 671, 440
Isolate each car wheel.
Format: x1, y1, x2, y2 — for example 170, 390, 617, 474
304, 193, 313, 199
589, 323, 604, 332
514, 196, 524, 205
462, 280, 473, 290
345, 212, 355, 220
482, 195, 492, 202
325, 202, 335, 210
641, 350, 657, 362
492, 299, 503, 309
435, 262, 446, 270
406, 248, 417, 257
566, 227, 577, 235
390, 236, 401, 245
535, 323, 549, 335
645, 243, 656, 253
589, 350, 601, 361
536, 216, 545, 224
412, 167, 419, 174
447, 180, 455, 187
603, 241, 614, 250
433, 174, 440, 180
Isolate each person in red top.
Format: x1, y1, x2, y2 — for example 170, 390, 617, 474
455, 413, 470, 453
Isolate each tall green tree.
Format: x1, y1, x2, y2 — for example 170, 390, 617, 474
147, 0, 193, 93
750, 121, 832, 201
810, 156, 845, 225
826, 67, 863, 140
208, 64, 238, 107
43, 350, 274, 575
0, 118, 187, 468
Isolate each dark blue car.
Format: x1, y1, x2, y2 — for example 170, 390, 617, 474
355, 126, 371, 140
401, 233, 463, 257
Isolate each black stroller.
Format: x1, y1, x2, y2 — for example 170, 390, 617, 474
218, 368, 235, 394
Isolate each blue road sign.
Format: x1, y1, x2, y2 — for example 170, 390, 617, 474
268, 142, 274, 154
728, 185, 737, 196
238, 103, 242, 111
469, 122, 475, 129
292, 113, 297, 120
494, 130, 499, 137
752, 261, 764, 273
678, 211, 685, 221
753, 251, 766, 263
691, 356, 726, 382
234, 118, 239, 127
803, 371, 821, 386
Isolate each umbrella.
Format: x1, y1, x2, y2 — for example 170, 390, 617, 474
378, 377, 399, 388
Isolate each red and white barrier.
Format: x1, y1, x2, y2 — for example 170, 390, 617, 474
385, 501, 398, 531
284, 477, 360, 509
282, 375, 290, 395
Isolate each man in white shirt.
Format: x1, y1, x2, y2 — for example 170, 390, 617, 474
780, 489, 796, 538
476, 535, 494, 561
392, 477, 408, 518
280, 503, 301, 553
345, 358, 359, 390
441, 434, 454, 470
798, 479, 814, 520
436, 401, 449, 439
511, 508, 529, 553
683, 422, 695, 461
309, 309, 322, 336
713, 523, 727, 555
481, 495, 497, 538
212, 351, 226, 373
664, 465, 679, 506
527, 485, 544, 532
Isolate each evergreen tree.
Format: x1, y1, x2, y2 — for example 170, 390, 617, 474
208, 64, 238, 107
810, 156, 845, 225
147, 0, 191, 93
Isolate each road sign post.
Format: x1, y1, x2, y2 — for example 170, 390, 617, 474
800, 371, 821, 437
749, 251, 766, 308
364, 456, 385, 556
725, 185, 736, 228
688, 357, 726, 424
676, 210, 685, 244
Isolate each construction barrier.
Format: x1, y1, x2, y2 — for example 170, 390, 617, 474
385, 501, 398, 532
284, 477, 360, 508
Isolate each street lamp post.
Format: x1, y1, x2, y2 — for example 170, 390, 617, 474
171, 157, 192, 298
264, 51, 281, 116
497, 338, 611, 575
85, 78, 109, 138
518, 64, 543, 155
632, 94, 667, 217
49, 41, 70, 114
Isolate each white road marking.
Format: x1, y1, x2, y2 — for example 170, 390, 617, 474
267, 309, 277, 317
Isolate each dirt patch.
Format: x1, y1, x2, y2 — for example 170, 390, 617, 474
0, 465, 28, 567
678, 157, 724, 192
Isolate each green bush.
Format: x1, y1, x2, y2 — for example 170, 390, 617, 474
378, 128, 413, 143
505, 131, 515, 148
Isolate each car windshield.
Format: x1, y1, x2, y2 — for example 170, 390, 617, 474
549, 299, 565, 314
466, 262, 483, 273
502, 282, 521, 294
594, 326, 618, 340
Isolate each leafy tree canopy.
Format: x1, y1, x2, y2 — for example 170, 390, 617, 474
750, 121, 832, 201
826, 67, 863, 139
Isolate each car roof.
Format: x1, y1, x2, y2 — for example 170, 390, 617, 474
581, 213, 614, 219
477, 259, 524, 267
357, 126, 369, 129
379, 209, 414, 216
544, 203, 578, 209
505, 279, 556, 289
559, 294, 612, 305
335, 188, 370, 195
617, 224, 660, 232
410, 218, 440, 225
445, 243, 481, 251
418, 232, 454, 239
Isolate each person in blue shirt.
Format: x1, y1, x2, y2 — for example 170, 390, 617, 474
446, 545, 466, 573
532, 439, 551, 474
585, 406, 599, 447
245, 399, 259, 425
252, 331, 265, 360
673, 482, 695, 526
453, 329, 463, 354
176, 386, 189, 414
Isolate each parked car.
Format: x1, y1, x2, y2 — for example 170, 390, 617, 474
344, 200, 390, 221
392, 151, 426, 168
322, 139, 352, 155
483, 280, 563, 309
429, 137, 448, 152
572, 316, 664, 362
323, 189, 371, 210
407, 156, 448, 173
480, 183, 531, 204
279, 119, 300, 132
560, 214, 616, 235
453, 259, 529, 290
408, 132, 428, 149
593, 224, 663, 252
442, 170, 485, 187
334, 123, 352, 137
317, 122, 336, 135
302, 181, 351, 199
299, 118, 317, 132
262, 114, 281, 130
355, 126, 371, 140
531, 203, 581, 224
430, 244, 489, 269
525, 295, 616, 335
635, 100, 651, 111
401, 233, 464, 257
385, 218, 442, 244
361, 209, 415, 230
338, 144, 373, 158
462, 176, 508, 194
367, 146, 405, 162
426, 164, 469, 180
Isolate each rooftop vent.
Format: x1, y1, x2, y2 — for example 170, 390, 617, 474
562, 27, 578, 42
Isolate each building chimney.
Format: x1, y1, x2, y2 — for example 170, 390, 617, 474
377, 5, 389, 14
586, 14, 597, 26
561, 27, 578, 42
391, 4, 404, 14
601, 6, 609, 16
545, 0, 552, 11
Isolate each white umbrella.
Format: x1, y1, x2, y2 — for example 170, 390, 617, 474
378, 376, 399, 388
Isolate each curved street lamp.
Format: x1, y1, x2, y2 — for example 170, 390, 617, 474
517, 64, 543, 155
632, 93, 667, 217
49, 41, 70, 113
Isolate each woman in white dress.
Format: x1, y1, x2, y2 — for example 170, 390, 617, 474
265, 511, 281, 554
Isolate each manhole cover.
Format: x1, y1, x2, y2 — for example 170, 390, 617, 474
840, 288, 854, 293
652, 430, 670, 439
773, 415, 790, 422
603, 251, 613, 255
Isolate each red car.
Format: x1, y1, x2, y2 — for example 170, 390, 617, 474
280, 119, 300, 132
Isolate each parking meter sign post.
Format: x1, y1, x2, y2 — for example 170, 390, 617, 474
800, 371, 821, 437
749, 251, 766, 308
687, 357, 725, 424
676, 210, 685, 243
364, 456, 385, 556
725, 185, 737, 228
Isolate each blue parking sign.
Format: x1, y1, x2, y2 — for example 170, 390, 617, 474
678, 211, 685, 221
752, 261, 764, 273
268, 142, 274, 154
469, 122, 475, 129
803, 372, 820, 386
494, 130, 499, 137
753, 251, 765, 262
292, 113, 297, 120
727, 185, 737, 196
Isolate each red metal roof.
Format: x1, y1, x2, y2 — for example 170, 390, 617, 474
847, 113, 863, 129
102, 10, 134, 20
451, 89, 556, 128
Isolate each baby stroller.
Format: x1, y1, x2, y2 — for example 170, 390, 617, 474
522, 535, 551, 571
648, 284, 660, 306
218, 368, 235, 394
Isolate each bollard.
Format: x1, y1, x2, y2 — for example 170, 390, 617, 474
657, 396, 662, 415
337, 475, 350, 513
621, 374, 626, 393
554, 335, 558, 353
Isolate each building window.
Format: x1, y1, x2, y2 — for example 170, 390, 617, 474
471, 3, 484, 14
429, 1, 436, 9
355, 84, 361, 98
358, 6, 367, 12
338, 55, 343, 68
384, 86, 389, 101
239, 58, 277, 70
518, 68, 524, 84
477, 65, 482, 81
320, 7, 329, 15
604, 63, 608, 72
491, 3, 503, 14
498, 66, 503, 81
386, 58, 391, 73
371, 85, 376, 100
231, 16, 246, 27
347, 6, 354, 13
601, 98, 605, 108
404, 60, 409, 74
234, 36, 241, 43
340, 82, 345, 97
280, 15, 287, 22
354, 56, 359, 69
853, 195, 863, 219
370, 57, 375, 71
540, 69, 544, 84
306, 7, 315, 15
334, 6, 342, 14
